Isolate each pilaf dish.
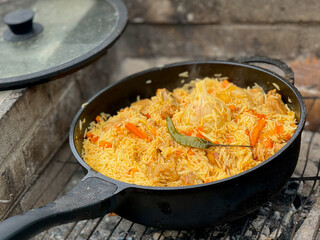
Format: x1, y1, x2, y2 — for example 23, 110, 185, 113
82, 77, 297, 187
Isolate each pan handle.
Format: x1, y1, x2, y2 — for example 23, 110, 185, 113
230, 56, 295, 85
0, 176, 118, 240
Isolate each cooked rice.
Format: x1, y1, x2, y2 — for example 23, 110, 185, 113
82, 77, 297, 187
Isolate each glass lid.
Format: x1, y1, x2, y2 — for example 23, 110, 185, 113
0, 0, 127, 90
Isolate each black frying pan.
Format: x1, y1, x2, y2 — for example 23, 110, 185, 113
0, 57, 306, 240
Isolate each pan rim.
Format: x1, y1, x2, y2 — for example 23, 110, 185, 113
69, 59, 306, 191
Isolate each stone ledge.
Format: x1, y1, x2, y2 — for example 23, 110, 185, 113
0, 51, 116, 220
0, 79, 80, 219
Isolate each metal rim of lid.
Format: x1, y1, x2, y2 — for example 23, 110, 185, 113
0, 0, 128, 90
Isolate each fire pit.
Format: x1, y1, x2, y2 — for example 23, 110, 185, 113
30, 99, 319, 239
16, 66, 320, 240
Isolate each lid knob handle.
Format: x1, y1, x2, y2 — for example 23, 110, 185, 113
2, 9, 43, 42
3, 9, 35, 35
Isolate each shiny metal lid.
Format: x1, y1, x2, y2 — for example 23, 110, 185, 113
0, 0, 127, 90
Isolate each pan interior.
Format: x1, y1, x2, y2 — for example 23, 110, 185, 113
71, 61, 304, 178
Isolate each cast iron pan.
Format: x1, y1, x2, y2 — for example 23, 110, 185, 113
0, 57, 306, 240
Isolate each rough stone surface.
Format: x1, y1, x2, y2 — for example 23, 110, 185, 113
116, 0, 320, 62
225, 0, 320, 23
290, 57, 320, 131
293, 195, 320, 240
124, 0, 320, 24
0, 50, 116, 220
0, 89, 33, 164
114, 24, 320, 60
110, 57, 189, 83
22, 80, 81, 184
74, 51, 117, 101
125, 0, 221, 24
0, 150, 27, 217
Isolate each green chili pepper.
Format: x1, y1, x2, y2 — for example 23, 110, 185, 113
166, 117, 251, 149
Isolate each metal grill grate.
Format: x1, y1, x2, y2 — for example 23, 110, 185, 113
28, 96, 319, 240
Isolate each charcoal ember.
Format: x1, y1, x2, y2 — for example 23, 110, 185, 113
299, 210, 308, 218
264, 215, 281, 234
242, 237, 254, 240
211, 231, 225, 238
176, 230, 197, 240
270, 229, 282, 239
244, 229, 253, 237
152, 232, 161, 239
117, 231, 127, 240
228, 217, 248, 236
176, 233, 190, 240
285, 181, 300, 195
189, 229, 211, 240
272, 197, 289, 209
261, 226, 270, 236
301, 196, 315, 211
271, 181, 303, 210
271, 211, 281, 220
126, 230, 138, 240
233, 235, 242, 239
163, 237, 176, 240
251, 217, 265, 230
258, 234, 270, 240
140, 227, 162, 240
282, 207, 295, 225
293, 195, 302, 209
296, 181, 312, 197
259, 206, 270, 216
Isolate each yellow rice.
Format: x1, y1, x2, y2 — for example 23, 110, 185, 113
82, 77, 297, 187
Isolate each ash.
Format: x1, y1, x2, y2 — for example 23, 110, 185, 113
177, 181, 316, 240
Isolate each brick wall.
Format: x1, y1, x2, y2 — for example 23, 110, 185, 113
114, 0, 320, 60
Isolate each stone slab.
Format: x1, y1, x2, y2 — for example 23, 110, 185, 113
0, 80, 81, 219
0, 47, 117, 220
19, 143, 73, 213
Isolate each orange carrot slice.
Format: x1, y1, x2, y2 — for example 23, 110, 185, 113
188, 149, 195, 155
222, 80, 229, 88
125, 122, 148, 139
262, 139, 273, 148
91, 136, 99, 143
99, 140, 112, 149
228, 105, 236, 111
250, 118, 266, 147
86, 132, 94, 139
